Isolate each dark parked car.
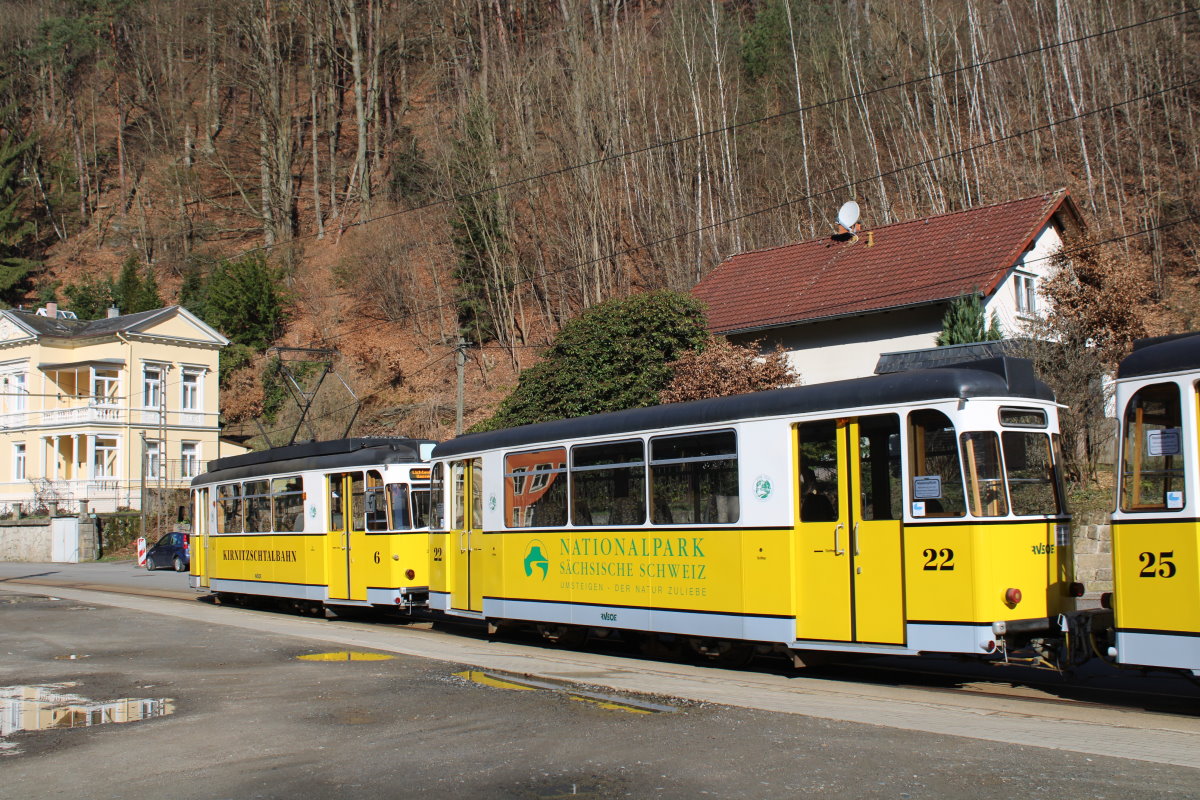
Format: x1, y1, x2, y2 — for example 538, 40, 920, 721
145, 532, 190, 572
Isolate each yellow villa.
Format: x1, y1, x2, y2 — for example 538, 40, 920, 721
0, 303, 247, 513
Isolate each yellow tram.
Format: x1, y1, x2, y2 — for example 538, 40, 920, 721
1112, 332, 1200, 675
189, 437, 436, 614
427, 357, 1074, 664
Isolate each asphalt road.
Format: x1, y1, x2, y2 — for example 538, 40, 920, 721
1, 562, 1198, 799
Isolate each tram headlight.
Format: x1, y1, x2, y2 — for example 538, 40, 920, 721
1068, 582, 1086, 598
1004, 587, 1022, 607
405, 569, 416, 580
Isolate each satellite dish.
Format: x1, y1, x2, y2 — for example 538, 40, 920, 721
837, 200, 860, 230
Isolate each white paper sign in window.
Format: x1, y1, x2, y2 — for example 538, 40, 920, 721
912, 475, 943, 500
1147, 428, 1182, 457
1167, 491, 1184, 509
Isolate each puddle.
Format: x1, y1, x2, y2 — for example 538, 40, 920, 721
454, 670, 535, 691
454, 670, 665, 714
568, 695, 652, 714
0, 683, 174, 756
296, 651, 393, 662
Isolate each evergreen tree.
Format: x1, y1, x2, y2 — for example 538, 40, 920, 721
476, 291, 709, 431
62, 274, 114, 319
112, 254, 163, 314
0, 119, 39, 295
936, 294, 1003, 346
202, 253, 285, 351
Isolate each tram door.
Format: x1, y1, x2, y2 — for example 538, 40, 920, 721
327, 471, 368, 601
449, 459, 485, 613
192, 488, 210, 588
795, 415, 905, 645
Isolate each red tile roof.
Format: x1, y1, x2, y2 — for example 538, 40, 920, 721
693, 189, 1080, 335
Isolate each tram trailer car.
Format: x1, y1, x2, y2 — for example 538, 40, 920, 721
190, 437, 436, 615
1112, 332, 1200, 676
426, 356, 1080, 666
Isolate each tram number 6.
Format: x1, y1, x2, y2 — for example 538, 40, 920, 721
373, 551, 381, 564
1138, 551, 1177, 578
922, 548, 955, 571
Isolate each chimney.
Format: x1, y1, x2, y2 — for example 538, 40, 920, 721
45, 302, 57, 318
107, 306, 120, 319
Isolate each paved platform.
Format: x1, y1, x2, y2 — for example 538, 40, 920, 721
3, 578, 1198, 770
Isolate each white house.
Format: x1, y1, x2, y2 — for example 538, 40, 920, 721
692, 189, 1083, 384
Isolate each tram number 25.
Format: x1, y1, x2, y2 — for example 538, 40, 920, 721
922, 548, 955, 571
1138, 551, 1177, 578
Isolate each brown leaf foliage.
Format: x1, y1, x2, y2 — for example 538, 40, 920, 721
659, 337, 799, 404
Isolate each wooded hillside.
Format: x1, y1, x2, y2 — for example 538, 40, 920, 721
1, 0, 1196, 443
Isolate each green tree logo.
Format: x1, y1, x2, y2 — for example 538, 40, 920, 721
523, 540, 549, 580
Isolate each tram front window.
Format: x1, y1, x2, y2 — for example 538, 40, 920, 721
1121, 382, 1186, 512
1002, 432, 1060, 515
908, 410, 966, 517
960, 432, 1008, 517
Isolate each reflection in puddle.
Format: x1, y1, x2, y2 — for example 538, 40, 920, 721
0, 683, 174, 755
454, 670, 535, 691
453, 671, 655, 714
296, 651, 394, 661
568, 695, 652, 714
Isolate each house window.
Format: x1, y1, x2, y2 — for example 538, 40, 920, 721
14, 443, 25, 480
181, 441, 200, 479
92, 369, 119, 404
143, 366, 164, 409
94, 438, 118, 478
3, 372, 27, 412
181, 369, 201, 411
1015, 274, 1037, 315
144, 440, 162, 480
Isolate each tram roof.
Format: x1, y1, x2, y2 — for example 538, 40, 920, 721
1118, 331, 1200, 380
433, 356, 1052, 458
193, 437, 436, 486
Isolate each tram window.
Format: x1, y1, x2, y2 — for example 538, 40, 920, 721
1001, 432, 1060, 515
350, 472, 366, 531
365, 470, 388, 531
961, 432, 1008, 517
412, 488, 432, 528
387, 484, 412, 530
571, 440, 646, 526
908, 410, 966, 517
272, 476, 305, 531
1120, 382, 1186, 512
505, 449, 567, 528
430, 463, 445, 529
649, 431, 739, 525
798, 420, 838, 522
216, 483, 242, 533
329, 477, 345, 530
858, 415, 902, 521
243, 480, 271, 532
471, 459, 483, 527
999, 407, 1047, 428
451, 462, 466, 529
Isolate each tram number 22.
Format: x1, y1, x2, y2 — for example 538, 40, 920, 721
1139, 551, 1177, 578
922, 548, 955, 571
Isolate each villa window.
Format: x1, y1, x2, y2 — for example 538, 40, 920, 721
1015, 274, 1037, 315
14, 443, 25, 480
181, 441, 200, 479
143, 366, 164, 409
181, 369, 202, 411
145, 440, 162, 480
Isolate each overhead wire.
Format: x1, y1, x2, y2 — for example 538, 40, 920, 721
305, 77, 1200, 348
228, 6, 1195, 261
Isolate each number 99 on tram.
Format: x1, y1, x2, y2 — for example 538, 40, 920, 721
426, 356, 1075, 666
